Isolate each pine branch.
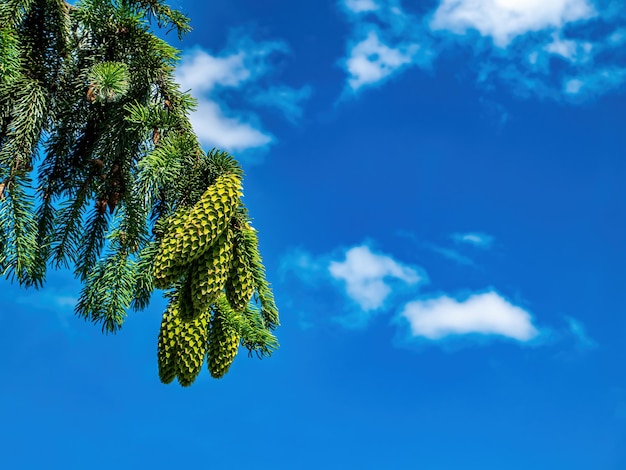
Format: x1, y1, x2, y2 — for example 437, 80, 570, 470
240, 304, 280, 359
131, 240, 158, 311
239, 223, 280, 330
123, 0, 192, 39
0, 174, 41, 286
75, 240, 138, 333
50, 181, 92, 268
74, 205, 109, 280
0, 0, 282, 382
0, 76, 49, 171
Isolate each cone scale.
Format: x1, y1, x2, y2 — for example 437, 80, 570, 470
225, 240, 255, 312
153, 173, 242, 286
208, 303, 241, 379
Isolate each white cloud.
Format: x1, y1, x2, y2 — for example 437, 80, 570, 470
175, 35, 304, 153
543, 33, 593, 63
339, 0, 433, 93
345, 30, 419, 90
175, 50, 251, 93
329, 245, 423, 311
430, 0, 596, 47
344, 0, 379, 13
452, 232, 494, 248
564, 78, 584, 94
401, 291, 539, 341
187, 99, 272, 152
545, 36, 576, 59
338, 0, 626, 102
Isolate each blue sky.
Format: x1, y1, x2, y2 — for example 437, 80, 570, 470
2, 0, 626, 468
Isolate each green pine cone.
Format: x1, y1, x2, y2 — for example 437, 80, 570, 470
177, 270, 198, 321
225, 242, 255, 311
190, 228, 233, 313
157, 302, 181, 385
176, 309, 210, 387
153, 206, 193, 288
208, 299, 241, 379
153, 174, 242, 284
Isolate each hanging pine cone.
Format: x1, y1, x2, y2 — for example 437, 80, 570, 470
189, 228, 233, 314
225, 238, 255, 311
208, 300, 241, 379
157, 302, 181, 385
153, 206, 193, 288
153, 173, 242, 285
176, 309, 210, 387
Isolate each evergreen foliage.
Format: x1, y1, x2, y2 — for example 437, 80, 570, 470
0, 0, 280, 386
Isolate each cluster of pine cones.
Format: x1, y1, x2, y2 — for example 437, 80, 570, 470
153, 172, 267, 386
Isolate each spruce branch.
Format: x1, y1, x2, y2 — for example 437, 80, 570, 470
0, 174, 41, 286
75, 239, 138, 333
0, 0, 281, 384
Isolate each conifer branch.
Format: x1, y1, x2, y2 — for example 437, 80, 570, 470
1, 0, 281, 384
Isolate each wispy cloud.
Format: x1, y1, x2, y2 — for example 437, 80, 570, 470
562, 67, 626, 100
401, 291, 540, 342
565, 316, 597, 350
279, 247, 325, 281
338, 0, 626, 102
251, 85, 313, 122
451, 231, 494, 248
176, 32, 310, 154
430, 0, 595, 48
329, 245, 424, 311
16, 291, 77, 310
428, 245, 476, 267
16, 291, 79, 331
53, 296, 78, 309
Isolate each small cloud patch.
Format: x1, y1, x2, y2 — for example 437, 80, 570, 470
565, 316, 597, 350
251, 85, 312, 122
401, 291, 539, 342
344, 31, 419, 91
451, 232, 494, 248
329, 245, 423, 311
344, 0, 379, 13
